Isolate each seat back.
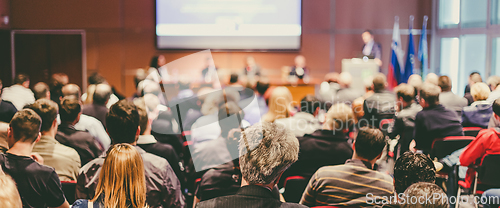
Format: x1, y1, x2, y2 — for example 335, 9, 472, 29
379, 119, 393, 135
430, 136, 474, 159
478, 154, 500, 187
283, 176, 308, 203
61, 181, 77, 204
463, 127, 483, 137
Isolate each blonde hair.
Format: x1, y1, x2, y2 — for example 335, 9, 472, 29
92, 144, 147, 208
0, 172, 22, 208
262, 87, 293, 122
324, 103, 354, 131
471, 82, 490, 101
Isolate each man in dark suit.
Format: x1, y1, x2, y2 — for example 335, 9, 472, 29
362, 30, 382, 68
196, 122, 307, 208
289, 55, 309, 80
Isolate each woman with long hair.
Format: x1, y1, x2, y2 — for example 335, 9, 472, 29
261, 86, 294, 122
72, 144, 148, 208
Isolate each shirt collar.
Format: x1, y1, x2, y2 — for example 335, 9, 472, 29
137, 135, 157, 144
346, 159, 376, 170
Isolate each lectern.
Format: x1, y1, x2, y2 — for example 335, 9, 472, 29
342, 58, 380, 93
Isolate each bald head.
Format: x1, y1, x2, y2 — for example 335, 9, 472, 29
61, 84, 81, 100
33, 82, 50, 100
425, 73, 439, 85
93, 84, 112, 105
339, 72, 353, 88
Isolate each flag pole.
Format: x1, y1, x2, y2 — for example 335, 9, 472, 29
423, 15, 428, 29
409, 15, 414, 30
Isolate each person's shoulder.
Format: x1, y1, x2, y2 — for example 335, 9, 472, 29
141, 150, 170, 167
477, 128, 499, 139
71, 199, 89, 208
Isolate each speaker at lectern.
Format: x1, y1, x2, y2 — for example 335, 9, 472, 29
342, 58, 379, 93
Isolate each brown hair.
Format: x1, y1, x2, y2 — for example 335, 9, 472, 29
92, 144, 147, 208
262, 87, 293, 122
9, 109, 41, 143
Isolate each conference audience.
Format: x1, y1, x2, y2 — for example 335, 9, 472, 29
33, 82, 51, 100
196, 122, 306, 208
262, 86, 294, 122
56, 97, 103, 165
27, 99, 81, 181
438, 75, 467, 116
300, 127, 393, 207
72, 144, 148, 208
388, 83, 422, 155
413, 83, 463, 154
1, 73, 35, 110
461, 82, 493, 128
0, 79, 17, 123
0, 109, 70, 208
76, 100, 185, 208
275, 95, 322, 137
0, 171, 23, 208
280, 103, 353, 186
393, 152, 436, 195
361, 73, 396, 128
61, 84, 111, 150
335, 72, 362, 105
82, 83, 112, 127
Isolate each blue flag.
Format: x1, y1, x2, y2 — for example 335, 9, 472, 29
418, 16, 429, 76
402, 18, 415, 84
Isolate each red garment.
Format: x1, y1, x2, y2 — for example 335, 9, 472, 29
460, 128, 500, 186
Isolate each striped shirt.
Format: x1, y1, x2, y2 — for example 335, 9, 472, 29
300, 159, 394, 207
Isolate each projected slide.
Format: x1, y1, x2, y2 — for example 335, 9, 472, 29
156, 0, 302, 50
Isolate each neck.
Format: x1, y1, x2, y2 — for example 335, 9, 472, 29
41, 128, 57, 138
402, 101, 412, 109
352, 153, 376, 169
241, 178, 274, 190
7, 142, 34, 157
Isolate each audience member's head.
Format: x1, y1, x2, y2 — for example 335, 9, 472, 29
134, 69, 147, 89
492, 98, 500, 117
25, 99, 58, 133
487, 75, 500, 91
93, 143, 146, 208
61, 84, 82, 99
364, 76, 374, 92
400, 182, 448, 208
470, 82, 490, 102
49, 73, 69, 90
394, 152, 436, 194
395, 83, 416, 105
324, 72, 340, 83
135, 101, 151, 136
437, 76, 452, 92
372, 73, 387, 91
264, 87, 293, 122
218, 101, 245, 137
239, 122, 299, 186
300, 95, 320, 115
0, 173, 22, 208
59, 97, 82, 124
33, 82, 50, 100
93, 84, 112, 105
150, 55, 166, 69
106, 100, 140, 144
14, 73, 30, 88
408, 74, 423, 92
419, 83, 441, 108
8, 109, 41, 146
323, 103, 354, 132
177, 78, 191, 91
425, 73, 439, 86
229, 73, 239, 85
469, 72, 482, 87
255, 78, 270, 96
339, 72, 353, 88
88, 73, 106, 85
353, 127, 386, 163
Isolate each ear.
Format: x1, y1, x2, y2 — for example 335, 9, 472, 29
34, 132, 41, 144
352, 141, 356, 150
52, 119, 58, 128
313, 107, 320, 117
495, 114, 500, 122
136, 126, 141, 137
376, 152, 383, 160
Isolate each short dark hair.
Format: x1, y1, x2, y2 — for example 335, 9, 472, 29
493, 98, 500, 117
438, 76, 452, 92
373, 73, 387, 91
419, 83, 441, 106
106, 100, 139, 144
401, 182, 448, 208
26, 99, 58, 132
255, 80, 270, 96
9, 109, 41, 143
93, 84, 112, 105
14, 73, 29, 85
33, 82, 50, 100
178, 79, 191, 91
59, 97, 81, 123
354, 127, 386, 160
394, 152, 436, 194
218, 101, 244, 133
137, 105, 148, 135
229, 73, 239, 84
88, 73, 106, 85
394, 83, 415, 103
300, 95, 320, 115
363, 30, 374, 36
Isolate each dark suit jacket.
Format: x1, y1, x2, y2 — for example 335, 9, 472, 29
82, 104, 108, 128
362, 42, 382, 60
196, 185, 307, 208
56, 123, 103, 165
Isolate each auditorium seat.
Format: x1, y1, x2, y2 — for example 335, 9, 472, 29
430, 136, 475, 160
463, 127, 483, 137
456, 154, 500, 201
282, 176, 308, 203
60, 181, 77, 204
